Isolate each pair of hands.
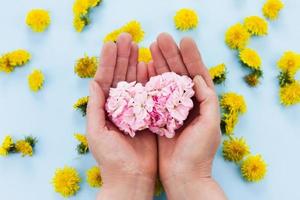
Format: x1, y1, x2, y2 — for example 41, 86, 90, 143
87, 33, 226, 200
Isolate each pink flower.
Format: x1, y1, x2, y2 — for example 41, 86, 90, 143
166, 86, 194, 121
105, 72, 194, 138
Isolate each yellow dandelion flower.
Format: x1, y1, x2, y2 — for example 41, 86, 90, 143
104, 21, 145, 43
279, 81, 300, 106
0, 55, 14, 73
74, 96, 89, 116
220, 93, 247, 135
7, 50, 31, 67
26, 9, 51, 32
262, 0, 284, 20
72, 0, 102, 32
103, 29, 122, 43
0, 135, 15, 156
74, 133, 88, 147
277, 51, 300, 76
0, 50, 31, 73
241, 154, 267, 182
244, 72, 262, 87
121, 21, 145, 43
52, 166, 81, 197
239, 48, 264, 87
0, 148, 7, 156
74, 133, 89, 154
28, 69, 44, 92
244, 16, 268, 36
174, 8, 198, 31
209, 63, 226, 84
74, 55, 98, 78
15, 136, 37, 157
86, 166, 102, 187
15, 140, 33, 156
88, 0, 102, 8
221, 112, 239, 135
73, 0, 90, 16
2, 136, 14, 150
225, 23, 250, 50
220, 92, 247, 114
223, 136, 250, 162
138, 47, 152, 63
239, 48, 262, 70
73, 16, 87, 32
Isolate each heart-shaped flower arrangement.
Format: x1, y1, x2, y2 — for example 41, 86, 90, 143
105, 72, 195, 138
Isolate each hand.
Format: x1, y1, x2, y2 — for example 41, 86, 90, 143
87, 33, 157, 200
149, 33, 226, 200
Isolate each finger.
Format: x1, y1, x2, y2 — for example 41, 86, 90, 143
137, 62, 148, 85
112, 33, 132, 87
150, 42, 170, 75
87, 81, 106, 139
147, 60, 156, 78
180, 37, 214, 88
94, 42, 117, 96
126, 42, 138, 82
157, 33, 188, 75
193, 75, 219, 123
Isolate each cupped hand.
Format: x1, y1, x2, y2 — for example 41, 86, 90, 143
86, 33, 157, 200
149, 33, 226, 199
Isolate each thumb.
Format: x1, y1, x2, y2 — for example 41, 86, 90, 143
193, 75, 220, 123
87, 80, 107, 139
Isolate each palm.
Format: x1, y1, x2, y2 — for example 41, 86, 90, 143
91, 120, 157, 178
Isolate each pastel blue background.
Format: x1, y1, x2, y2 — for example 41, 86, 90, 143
0, 0, 299, 199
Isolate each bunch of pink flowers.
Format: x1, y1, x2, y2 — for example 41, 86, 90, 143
105, 72, 195, 138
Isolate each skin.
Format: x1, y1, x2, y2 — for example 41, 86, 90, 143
87, 32, 227, 200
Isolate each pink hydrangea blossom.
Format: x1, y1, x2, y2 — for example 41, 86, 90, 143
105, 72, 194, 138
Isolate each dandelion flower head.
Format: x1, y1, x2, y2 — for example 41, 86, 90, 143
241, 154, 267, 182
220, 92, 247, 114
28, 69, 45, 92
52, 166, 81, 197
86, 166, 103, 187
26, 9, 51, 32
138, 47, 152, 63
74, 55, 98, 78
263, 0, 284, 20
73, 96, 89, 116
174, 8, 199, 31
223, 136, 250, 162
209, 63, 226, 84
225, 23, 250, 50
277, 51, 300, 76
279, 81, 300, 106
239, 48, 262, 70
244, 16, 268, 36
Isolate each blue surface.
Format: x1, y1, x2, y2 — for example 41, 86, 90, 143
0, 0, 300, 199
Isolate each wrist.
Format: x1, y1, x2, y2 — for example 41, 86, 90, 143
164, 177, 226, 200
97, 174, 156, 200
162, 171, 211, 196
160, 160, 217, 200
160, 159, 213, 189
160, 165, 227, 200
